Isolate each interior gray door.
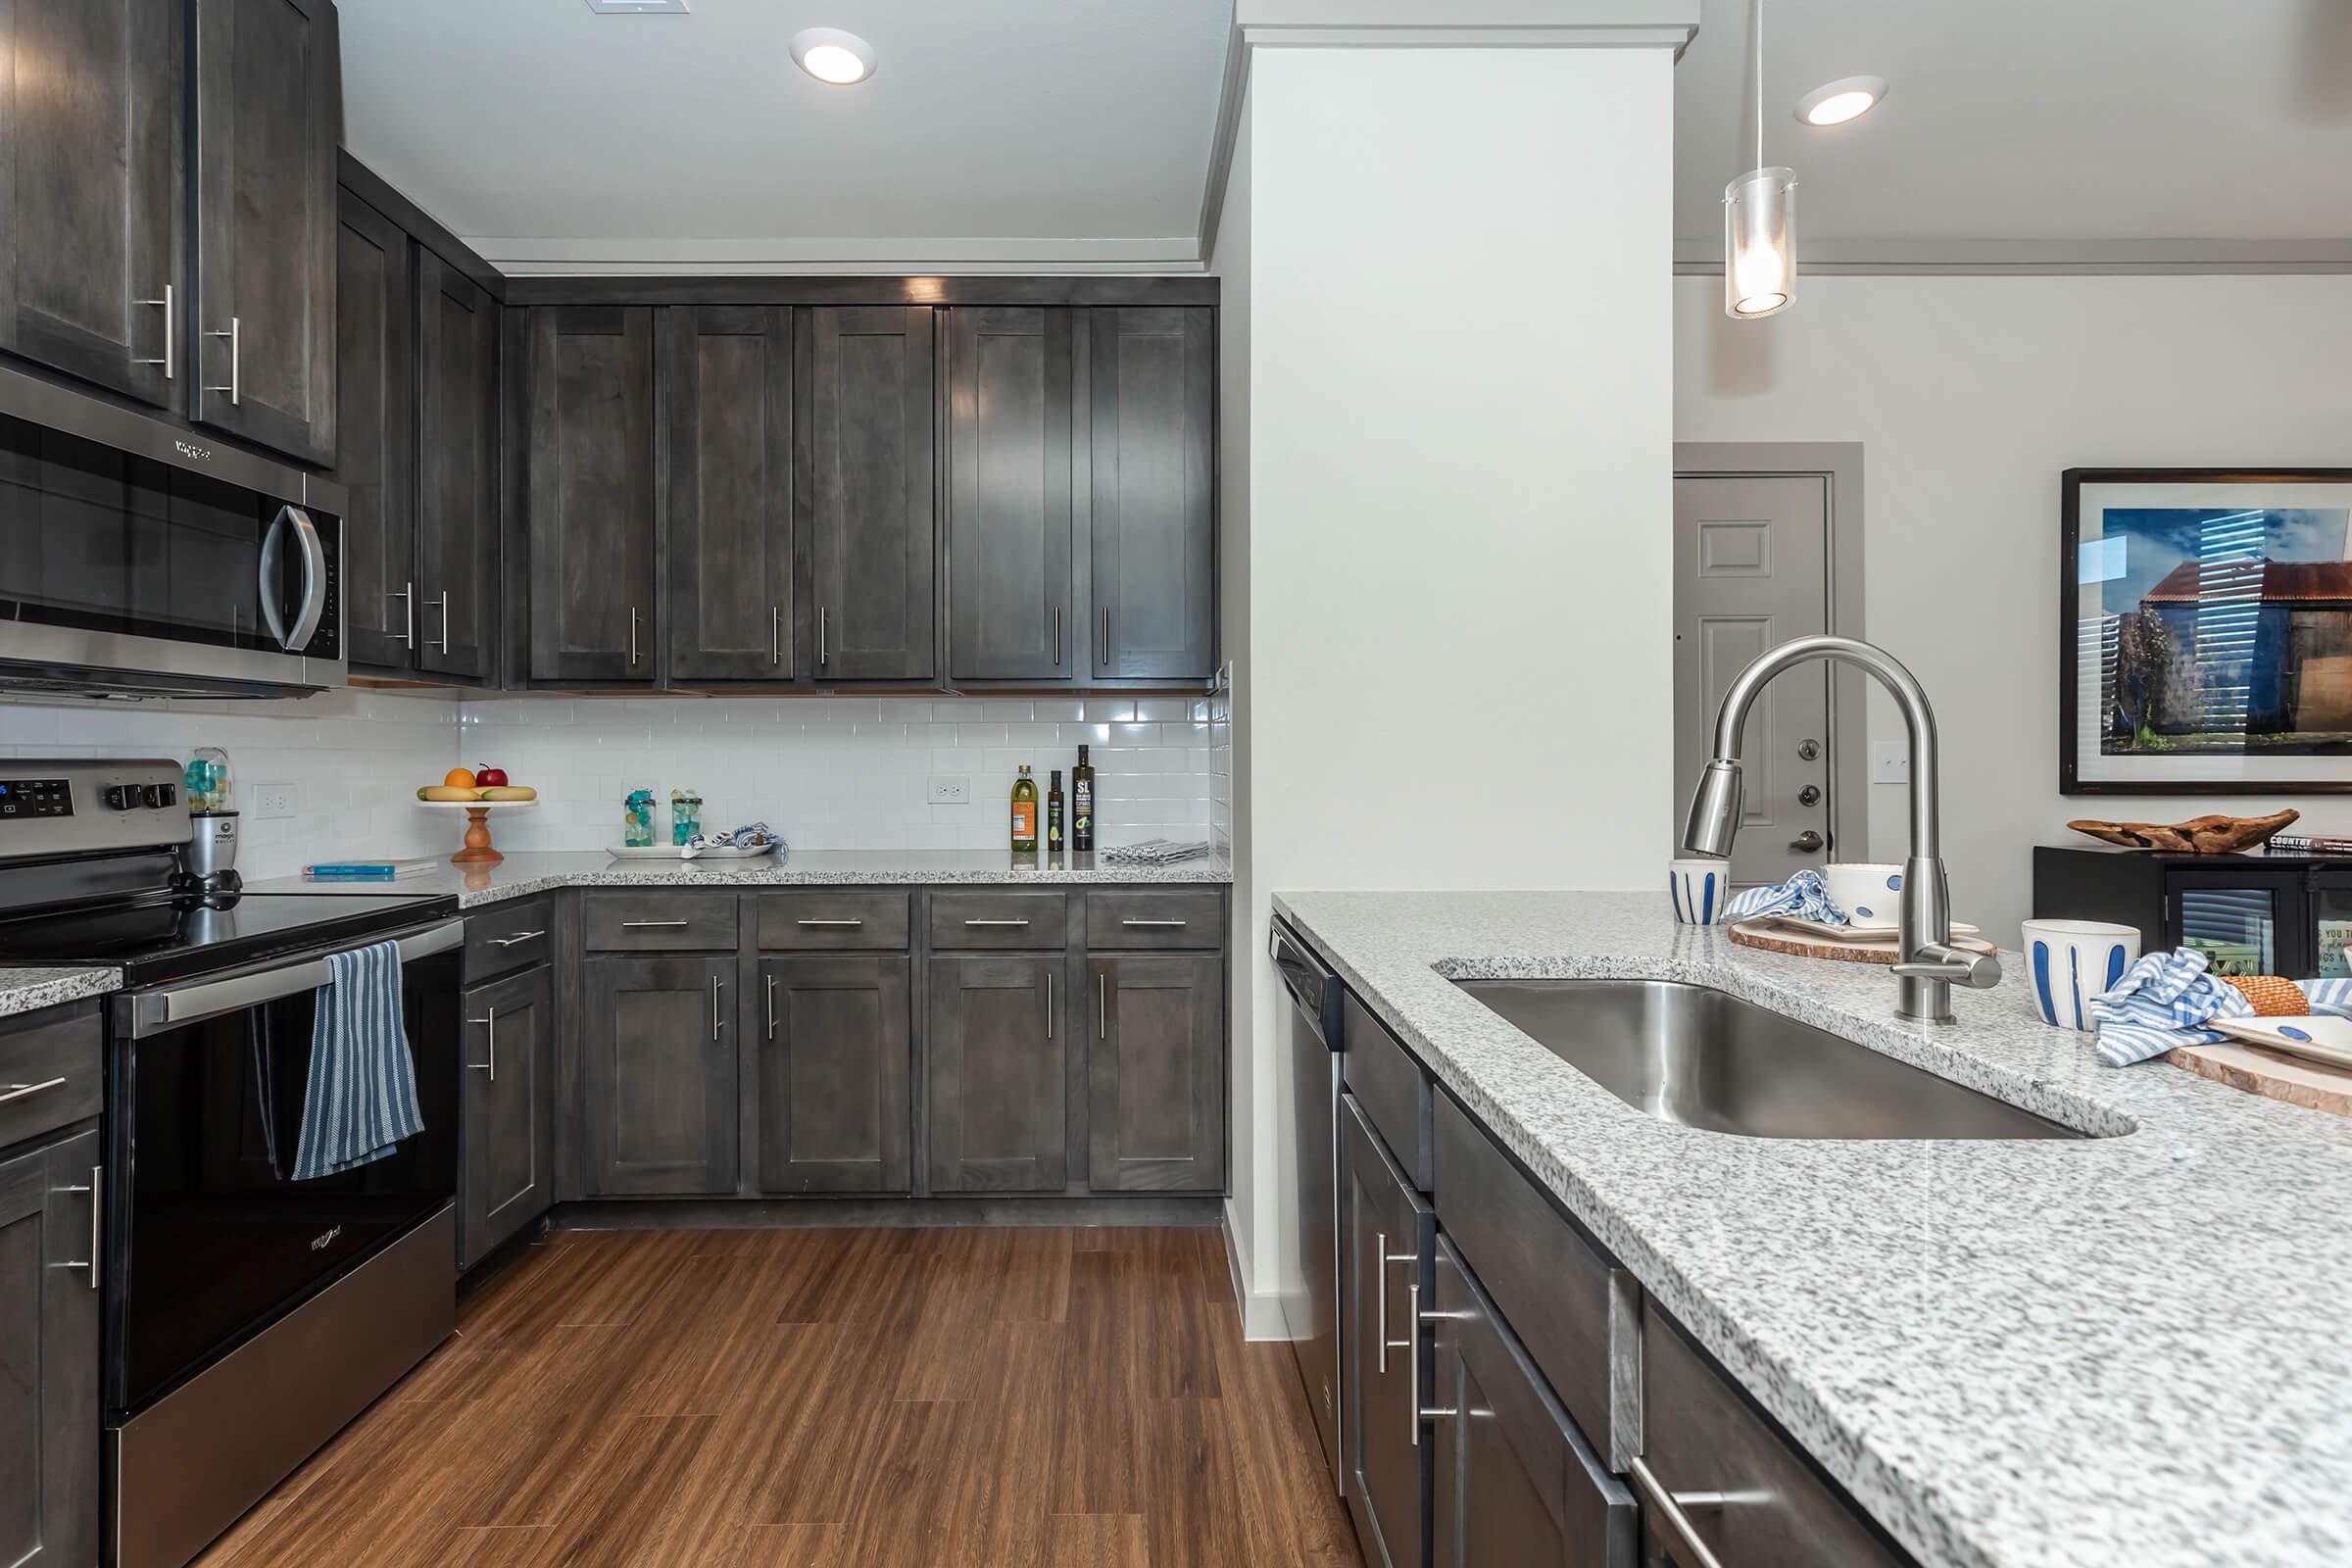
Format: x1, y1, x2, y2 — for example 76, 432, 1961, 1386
1673, 474, 1832, 889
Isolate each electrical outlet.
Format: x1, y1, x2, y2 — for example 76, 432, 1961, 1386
252, 784, 295, 820
928, 776, 971, 806
1871, 743, 1911, 785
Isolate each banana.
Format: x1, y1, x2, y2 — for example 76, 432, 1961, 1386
421, 785, 483, 802
477, 785, 538, 803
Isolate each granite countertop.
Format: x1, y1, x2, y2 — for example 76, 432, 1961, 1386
1273, 890, 2352, 1568
0, 965, 123, 1020
247, 847, 1232, 908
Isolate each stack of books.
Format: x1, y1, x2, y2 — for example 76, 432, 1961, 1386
2265, 835, 2352, 858
302, 858, 444, 881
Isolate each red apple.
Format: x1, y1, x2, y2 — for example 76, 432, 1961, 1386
475, 764, 509, 788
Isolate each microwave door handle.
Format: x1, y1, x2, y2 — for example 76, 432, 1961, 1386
129, 920, 466, 1038
282, 507, 325, 651
257, 507, 292, 649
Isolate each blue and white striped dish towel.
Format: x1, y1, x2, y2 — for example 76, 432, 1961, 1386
292, 940, 423, 1180
2087, 947, 2352, 1067
1725, 868, 1846, 925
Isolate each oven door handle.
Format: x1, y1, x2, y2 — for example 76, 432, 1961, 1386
129, 919, 466, 1038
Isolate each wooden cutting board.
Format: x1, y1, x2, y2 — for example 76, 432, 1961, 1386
1727, 920, 1999, 967
2168, 1041, 2352, 1118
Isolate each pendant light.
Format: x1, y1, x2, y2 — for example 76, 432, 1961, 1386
1724, 0, 1796, 318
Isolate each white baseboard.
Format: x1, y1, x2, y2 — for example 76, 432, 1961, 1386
1222, 1200, 1292, 1341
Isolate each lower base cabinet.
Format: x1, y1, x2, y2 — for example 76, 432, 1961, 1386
926, 956, 1067, 1192
459, 965, 555, 1268
583, 954, 741, 1196
758, 956, 912, 1194
1087, 953, 1224, 1192
1343, 1092, 1433, 1568
0, 1127, 100, 1568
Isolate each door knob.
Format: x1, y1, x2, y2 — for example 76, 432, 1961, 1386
1790, 830, 1825, 853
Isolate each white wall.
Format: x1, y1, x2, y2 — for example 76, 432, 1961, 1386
1229, 43, 1678, 1329
1675, 273, 2352, 941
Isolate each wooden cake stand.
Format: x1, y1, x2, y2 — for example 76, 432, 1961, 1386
417, 799, 536, 864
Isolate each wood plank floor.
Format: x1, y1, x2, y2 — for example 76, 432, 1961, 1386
192, 1225, 1363, 1568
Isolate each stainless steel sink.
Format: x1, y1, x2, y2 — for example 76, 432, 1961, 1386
1453, 978, 2083, 1140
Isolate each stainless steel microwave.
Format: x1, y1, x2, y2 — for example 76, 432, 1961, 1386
0, 363, 345, 698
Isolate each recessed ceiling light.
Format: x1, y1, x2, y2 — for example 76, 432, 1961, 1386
1795, 75, 1887, 126
791, 26, 876, 85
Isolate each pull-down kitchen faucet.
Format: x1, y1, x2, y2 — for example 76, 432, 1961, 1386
1681, 634, 2000, 1023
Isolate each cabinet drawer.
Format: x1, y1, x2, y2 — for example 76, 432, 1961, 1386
582, 892, 740, 952
1432, 1091, 1621, 1463
1639, 1308, 1906, 1567
463, 897, 556, 983
755, 892, 911, 951
1342, 995, 1430, 1191
928, 891, 1068, 950
1084, 889, 1222, 949
0, 1004, 103, 1150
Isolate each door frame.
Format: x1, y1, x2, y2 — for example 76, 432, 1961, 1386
1672, 442, 1870, 865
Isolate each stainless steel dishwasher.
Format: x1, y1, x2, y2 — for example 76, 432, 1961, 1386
1272, 918, 1346, 1491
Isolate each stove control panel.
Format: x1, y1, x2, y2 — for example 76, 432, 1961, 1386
0, 759, 191, 861
0, 779, 74, 820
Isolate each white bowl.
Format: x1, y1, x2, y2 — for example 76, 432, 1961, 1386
1823, 862, 1904, 932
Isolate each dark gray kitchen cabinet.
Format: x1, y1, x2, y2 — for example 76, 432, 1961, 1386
1086, 953, 1223, 1192
947, 307, 1074, 682
190, 0, 341, 466
332, 190, 414, 671
1088, 307, 1214, 681
0, 0, 183, 409
1430, 1238, 1636, 1568
415, 249, 499, 683
757, 956, 911, 1195
581, 954, 738, 1196
806, 305, 936, 681
459, 964, 554, 1269
0, 1128, 101, 1568
526, 307, 659, 683
1344, 1091, 1433, 1568
925, 955, 1065, 1192
665, 307, 795, 682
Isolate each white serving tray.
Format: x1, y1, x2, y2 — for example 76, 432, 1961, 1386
606, 842, 778, 860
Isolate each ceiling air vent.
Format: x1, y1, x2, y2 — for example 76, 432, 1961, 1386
584, 0, 688, 12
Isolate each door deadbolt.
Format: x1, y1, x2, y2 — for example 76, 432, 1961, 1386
1796, 738, 1822, 761
1798, 784, 1822, 807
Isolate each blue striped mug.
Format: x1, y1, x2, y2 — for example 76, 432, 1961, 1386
2020, 918, 2140, 1032
1669, 858, 1733, 927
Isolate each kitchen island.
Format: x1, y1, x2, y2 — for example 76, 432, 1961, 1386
1276, 889, 2352, 1568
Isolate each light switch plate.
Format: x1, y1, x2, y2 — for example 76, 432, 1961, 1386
1871, 742, 1911, 785
252, 784, 295, 819
928, 776, 970, 806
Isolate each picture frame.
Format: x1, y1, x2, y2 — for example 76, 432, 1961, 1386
2061, 467, 2352, 795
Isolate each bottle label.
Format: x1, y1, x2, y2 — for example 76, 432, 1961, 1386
1012, 801, 1037, 843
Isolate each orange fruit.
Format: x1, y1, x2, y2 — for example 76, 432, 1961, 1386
443, 766, 476, 789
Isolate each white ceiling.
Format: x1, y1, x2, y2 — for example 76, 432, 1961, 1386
337, 0, 1234, 272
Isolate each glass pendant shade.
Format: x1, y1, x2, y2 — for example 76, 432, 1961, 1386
1723, 167, 1797, 318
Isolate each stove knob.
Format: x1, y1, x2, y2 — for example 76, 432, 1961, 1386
142, 782, 176, 808
102, 784, 137, 811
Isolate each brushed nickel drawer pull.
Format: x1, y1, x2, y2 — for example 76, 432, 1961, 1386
1098, 972, 1106, 1037
466, 1006, 497, 1081
206, 316, 240, 403
765, 973, 777, 1041
1046, 970, 1054, 1038
964, 918, 1031, 927
390, 582, 415, 649
52, 1167, 100, 1288
711, 976, 726, 1039
1121, 918, 1187, 928
0, 1077, 67, 1105
490, 930, 546, 948
796, 917, 864, 927
621, 919, 690, 929
772, 605, 782, 666
1375, 1231, 1390, 1373
135, 284, 173, 380
1630, 1456, 1730, 1568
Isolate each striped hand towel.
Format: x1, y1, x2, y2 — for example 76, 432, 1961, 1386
292, 940, 423, 1181
1725, 868, 1845, 925
2086, 948, 2352, 1066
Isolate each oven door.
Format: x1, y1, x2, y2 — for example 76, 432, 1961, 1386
102, 922, 461, 1418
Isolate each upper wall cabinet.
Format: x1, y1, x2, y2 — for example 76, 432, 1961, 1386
0, 0, 184, 409
948, 307, 1075, 684
191, 0, 342, 466
1090, 307, 1215, 682
414, 250, 499, 682
333, 191, 414, 670
665, 307, 796, 683
806, 305, 937, 682
526, 307, 660, 684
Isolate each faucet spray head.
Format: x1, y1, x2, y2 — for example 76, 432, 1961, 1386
1681, 760, 1744, 858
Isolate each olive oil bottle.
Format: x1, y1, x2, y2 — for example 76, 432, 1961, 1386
1071, 746, 1095, 852
1047, 770, 1065, 851
1010, 765, 1039, 853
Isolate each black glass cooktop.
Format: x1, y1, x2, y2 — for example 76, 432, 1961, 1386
0, 890, 459, 986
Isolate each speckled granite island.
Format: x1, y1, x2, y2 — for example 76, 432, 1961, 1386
0, 965, 122, 1019
1274, 889, 2352, 1568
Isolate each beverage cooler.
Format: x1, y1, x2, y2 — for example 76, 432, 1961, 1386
2034, 846, 2352, 979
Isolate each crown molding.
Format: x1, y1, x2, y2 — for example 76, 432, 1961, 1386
466, 235, 1205, 276
1671, 235, 2352, 276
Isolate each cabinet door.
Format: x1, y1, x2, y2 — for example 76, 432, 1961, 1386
665, 307, 795, 682
415, 249, 499, 683
758, 956, 910, 1195
1088, 307, 1214, 681
1086, 953, 1223, 1192
807, 305, 935, 681
0, 1130, 101, 1568
0, 0, 182, 407
459, 965, 554, 1269
925, 956, 1065, 1192
1343, 1093, 1432, 1568
1431, 1239, 1635, 1568
331, 189, 415, 672
190, 0, 340, 465
526, 307, 659, 683
582, 955, 738, 1196
947, 307, 1074, 682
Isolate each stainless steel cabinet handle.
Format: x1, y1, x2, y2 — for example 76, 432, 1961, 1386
1098, 972, 1106, 1037
135, 284, 173, 380
796, 917, 863, 927
772, 606, 782, 666
467, 1006, 497, 1081
390, 582, 415, 649
629, 607, 641, 666
1630, 1457, 1730, 1568
1121, 918, 1187, 928
964, 918, 1031, 927
206, 316, 240, 403
1376, 1231, 1391, 1373
711, 976, 725, 1039
51, 1167, 101, 1288
1101, 607, 1110, 664
0, 1077, 67, 1105
621, 919, 690, 929
490, 930, 546, 948
431, 589, 450, 655
1054, 607, 1061, 667
818, 605, 828, 667
765, 973, 777, 1041
1046, 969, 1054, 1038
1406, 1280, 1447, 1447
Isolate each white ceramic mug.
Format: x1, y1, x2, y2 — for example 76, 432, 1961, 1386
1823, 862, 1905, 932
1669, 857, 1733, 926
2020, 918, 2141, 1032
